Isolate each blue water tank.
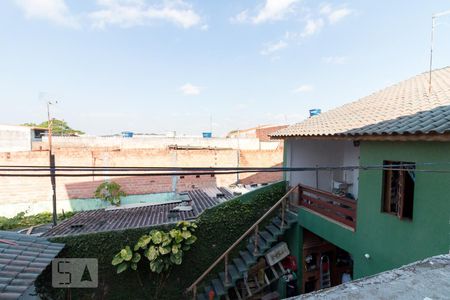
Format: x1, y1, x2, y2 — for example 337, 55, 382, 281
309, 109, 321, 117
202, 132, 212, 138
121, 131, 134, 138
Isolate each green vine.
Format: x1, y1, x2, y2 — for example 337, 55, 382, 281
112, 221, 197, 274
94, 181, 127, 206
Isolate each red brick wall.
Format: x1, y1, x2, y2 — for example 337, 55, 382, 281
0, 147, 283, 204
256, 125, 288, 141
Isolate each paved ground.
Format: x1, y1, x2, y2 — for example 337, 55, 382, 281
291, 254, 450, 300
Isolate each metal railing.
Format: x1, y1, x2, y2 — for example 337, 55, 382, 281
298, 184, 357, 229
186, 185, 299, 299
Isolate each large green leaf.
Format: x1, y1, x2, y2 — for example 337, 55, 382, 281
146, 246, 159, 261
151, 231, 163, 244
150, 259, 164, 274
181, 230, 191, 239
120, 246, 133, 261
184, 235, 197, 245
170, 253, 182, 265
161, 234, 172, 247
117, 262, 128, 274
111, 253, 123, 266
172, 244, 180, 254
134, 235, 151, 251
132, 252, 141, 263
181, 245, 191, 251
159, 246, 171, 255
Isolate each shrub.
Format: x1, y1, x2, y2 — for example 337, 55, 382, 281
94, 181, 126, 206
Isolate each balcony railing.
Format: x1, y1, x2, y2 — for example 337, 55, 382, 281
298, 184, 357, 229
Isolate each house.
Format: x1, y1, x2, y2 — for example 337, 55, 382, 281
0, 124, 48, 152
270, 66, 450, 294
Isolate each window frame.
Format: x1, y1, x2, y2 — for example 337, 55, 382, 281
381, 160, 415, 220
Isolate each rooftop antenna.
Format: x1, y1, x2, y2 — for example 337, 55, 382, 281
429, 9, 450, 94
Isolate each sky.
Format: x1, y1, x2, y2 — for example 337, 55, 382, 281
1, 0, 450, 136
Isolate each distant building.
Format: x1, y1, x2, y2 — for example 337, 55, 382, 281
227, 124, 288, 141
0, 124, 48, 152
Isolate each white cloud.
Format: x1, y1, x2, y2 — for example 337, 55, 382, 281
180, 83, 201, 96
322, 56, 348, 64
231, 0, 299, 24
14, 0, 79, 28
253, 0, 299, 24
293, 84, 313, 93
89, 0, 202, 29
230, 10, 249, 24
260, 40, 287, 55
301, 18, 324, 37
320, 4, 352, 24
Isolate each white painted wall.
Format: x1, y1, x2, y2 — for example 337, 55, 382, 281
43, 136, 281, 150
286, 139, 360, 199
0, 125, 32, 152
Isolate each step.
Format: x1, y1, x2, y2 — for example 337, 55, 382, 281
197, 293, 207, 300
233, 257, 247, 273
212, 278, 227, 296
248, 235, 270, 251
219, 265, 240, 287
240, 250, 256, 266
259, 230, 276, 244
265, 224, 282, 237
272, 217, 288, 231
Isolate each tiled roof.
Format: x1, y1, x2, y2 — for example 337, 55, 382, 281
271, 67, 450, 138
43, 189, 234, 237
0, 231, 64, 299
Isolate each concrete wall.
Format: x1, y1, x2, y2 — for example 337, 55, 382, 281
286, 139, 359, 198
37, 136, 281, 151
0, 147, 283, 217
0, 125, 32, 152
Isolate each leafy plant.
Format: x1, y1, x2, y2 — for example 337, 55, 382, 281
94, 181, 127, 206
22, 119, 84, 135
112, 221, 197, 274
0, 211, 76, 230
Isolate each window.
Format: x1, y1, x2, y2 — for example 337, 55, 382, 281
381, 161, 415, 219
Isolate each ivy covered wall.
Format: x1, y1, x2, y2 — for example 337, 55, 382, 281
36, 181, 286, 300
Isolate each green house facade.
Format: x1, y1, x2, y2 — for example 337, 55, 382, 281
272, 67, 450, 294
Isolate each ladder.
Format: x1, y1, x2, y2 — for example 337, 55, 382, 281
319, 255, 331, 289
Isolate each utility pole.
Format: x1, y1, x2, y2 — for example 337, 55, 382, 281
236, 129, 240, 184
429, 9, 450, 94
47, 101, 58, 226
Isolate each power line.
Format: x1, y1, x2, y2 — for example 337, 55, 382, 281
0, 164, 449, 177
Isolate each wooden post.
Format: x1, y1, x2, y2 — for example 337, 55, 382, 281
298, 185, 303, 206
192, 285, 197, 300
254, 225, 259, 255
225, 255, 229, 284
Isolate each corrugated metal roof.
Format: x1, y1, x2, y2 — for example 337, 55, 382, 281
0, 231, 64, 299
272, 67, 450, 138
43, 189, 234, 237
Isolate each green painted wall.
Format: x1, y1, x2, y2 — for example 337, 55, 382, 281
288, 141, 450, 284
352, 141, 450, 278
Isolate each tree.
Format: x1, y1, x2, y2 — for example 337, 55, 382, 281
21, 119, 84, 136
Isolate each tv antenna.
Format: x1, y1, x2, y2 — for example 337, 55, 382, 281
429, 9, 450, 94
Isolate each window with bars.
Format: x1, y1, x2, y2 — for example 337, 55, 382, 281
381, 161, 415, 220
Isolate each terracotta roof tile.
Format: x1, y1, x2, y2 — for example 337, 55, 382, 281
271, 67, 450, 138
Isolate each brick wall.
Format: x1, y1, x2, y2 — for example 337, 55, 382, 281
0, 147, 283, 208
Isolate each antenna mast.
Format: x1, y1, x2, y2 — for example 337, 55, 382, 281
429, 9, 450, 94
